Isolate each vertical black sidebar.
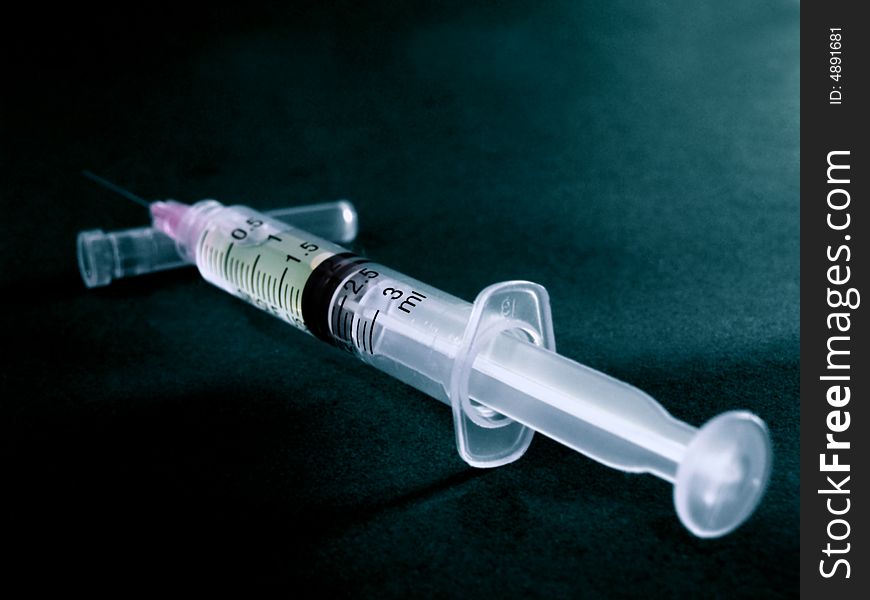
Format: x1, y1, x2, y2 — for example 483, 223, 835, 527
801, 2, 868, 597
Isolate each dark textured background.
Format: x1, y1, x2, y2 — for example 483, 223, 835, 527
2, 1, 799, 595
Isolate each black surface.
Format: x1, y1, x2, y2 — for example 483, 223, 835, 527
2, 1, 799, 595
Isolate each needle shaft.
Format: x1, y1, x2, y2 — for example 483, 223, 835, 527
82, 170, 151, 208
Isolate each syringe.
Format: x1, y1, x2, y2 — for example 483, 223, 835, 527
128, 196, 773, 539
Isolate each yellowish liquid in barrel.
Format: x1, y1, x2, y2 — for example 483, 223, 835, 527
194, 211, 343, 333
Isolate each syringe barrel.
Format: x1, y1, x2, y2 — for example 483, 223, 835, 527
177, 200, 472, 401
